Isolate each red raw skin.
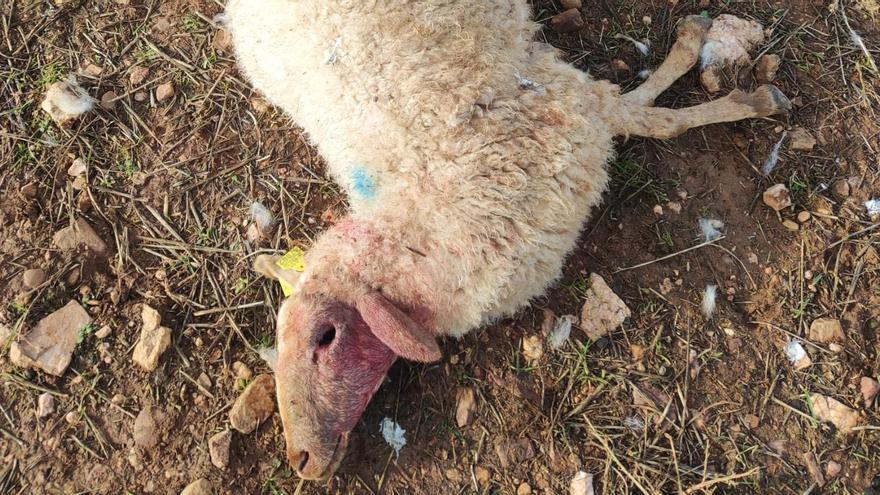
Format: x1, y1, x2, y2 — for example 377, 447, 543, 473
275, 291, 440, 480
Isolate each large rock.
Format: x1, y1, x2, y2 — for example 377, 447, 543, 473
9, 300, 91, 376
579, 274, 631, 340
229, 374, 275, 433
53, 217, 107, 256
132, 304, 171, 371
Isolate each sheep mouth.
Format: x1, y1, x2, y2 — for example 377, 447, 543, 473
315, 432, 349, 481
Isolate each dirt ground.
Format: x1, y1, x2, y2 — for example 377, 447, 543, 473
1, 0, 879, 493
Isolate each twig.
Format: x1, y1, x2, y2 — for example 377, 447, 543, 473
684, 467, 760, 494
615, 237, 726, 273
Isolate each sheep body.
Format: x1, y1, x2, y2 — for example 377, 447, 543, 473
227, 0, 620, 337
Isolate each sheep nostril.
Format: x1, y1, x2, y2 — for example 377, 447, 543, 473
297, 451, 309, 473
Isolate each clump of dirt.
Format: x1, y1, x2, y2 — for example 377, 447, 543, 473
1, 0, 878, 494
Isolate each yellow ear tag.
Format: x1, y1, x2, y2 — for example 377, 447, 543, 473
275, 247, 306, 297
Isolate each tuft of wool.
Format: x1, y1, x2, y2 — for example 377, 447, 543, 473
698, 218, 724, 242
379, 417, 406, 460
249, 201, 274, 230
701, 284, 717, 318
257, 346, 277, 371
762, 131, 787, 176
699, 15, 765, 70
40, 76, 95, 124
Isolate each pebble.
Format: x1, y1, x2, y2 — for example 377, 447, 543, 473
209, 429, 232, 470
522, 335, 544, 362
755, 54, 781, 84
53, 217, 108, 256
570, 471, 595, 495
9, 300, 92, 376
156, 82, 175, 103
232, 361, 253, 381
133, 304, 171, 371
129, 66, 149, 86
612, 59, 630, 72
455, 387, 477, 427
861, 377, 880, 406
111, 394, 126, 405
67, 158, 88, 177
826, 461, 842, 479
37, 393, 55, 418
180, 478, 214, 495
22, 268, 46, 289
832, 179, 850, 199
808, 318, 844, 344
579, 273, 630, 341
475, 466, 491, 486
797, 211, 811, 223
134, 91, 148, 102
782, 219, 799, 231
133, 406, 158, 449
560, 0, 582, 9
551, 9, 585, 33
95, 325, 112, 339
516, 483, 532, 495
229, 374, 275, 433
789, 127, 817, 152
65, 411, 79, 425
100, 91, 118, 110
762, 184, 792, 211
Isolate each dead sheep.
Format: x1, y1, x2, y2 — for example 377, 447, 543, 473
225, 0, 789, 480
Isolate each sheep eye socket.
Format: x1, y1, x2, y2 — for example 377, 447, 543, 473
317, 325, 336, 348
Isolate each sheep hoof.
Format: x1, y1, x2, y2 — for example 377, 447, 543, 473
754, 84, 792, 116
677, 15, 713, 39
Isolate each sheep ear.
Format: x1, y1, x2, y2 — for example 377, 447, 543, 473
356, 291, 442, 363
253, 254, 301, 289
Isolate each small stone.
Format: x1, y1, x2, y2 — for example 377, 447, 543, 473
828, 343, 844, 353
579, 273, 630, 340
129, 66, 149, 86
832, 179, 850, 199
67, 158, 87, 177
825, 461, 842, 479
213, 29, 233, 52
455, 387, 477, 427
95, 325, 111, 339
551, 9, 585, 33
809, 318, 844, 344
156, 82, 175, 103
209, 430, 232, 470
494, 437, 536, 469
762, 184, 792, 211
37, 393, 55, 418
81, 62, 103, 77
797, 211, 811, 223
111, 394, 126, 405
53, 217, 108, 256
445, 468, 463, 483
642, 15, 652, 26
755, 54, 781, 84
65, 411, 79, 424
100, 91, 117, 110
560, 0, 582, 9
134, 91, 148, 102
782, 219, 799, 231
133, 406, 158, 449
861, 377, 880, 406
612, 59, 630, 72
803, 452, 825, 487
522, 335, 544, 362
132, 306, 170, 372
229, 374, 275, 433
789, 127, 816, 152
516, 483, 532, 495
232, 361, 253, 381
22, 268, 46, 289
180, 478, 214, 495
744, 414, 760, 429
666, 201, 682, 214
475, 466, 491, 486
810, 394, 862, 434
9, 300, 91, 376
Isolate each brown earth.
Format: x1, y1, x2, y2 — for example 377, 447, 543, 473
1, 0, 878, 494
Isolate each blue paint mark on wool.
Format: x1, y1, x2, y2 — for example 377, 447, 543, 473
351, 167, 377, 199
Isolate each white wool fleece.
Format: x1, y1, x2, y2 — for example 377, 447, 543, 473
226, 0, 622, 337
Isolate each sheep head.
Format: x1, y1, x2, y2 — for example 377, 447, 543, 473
254, 254, 441, 480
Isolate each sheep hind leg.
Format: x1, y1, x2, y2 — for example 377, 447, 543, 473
622, 15, 712, 107
612, 85, 791, 139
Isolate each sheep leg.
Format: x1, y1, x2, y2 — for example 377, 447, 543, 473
622, 15, 712, 106
612, 85, 791, 139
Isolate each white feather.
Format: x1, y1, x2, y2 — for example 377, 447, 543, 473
701, 285, 717, 318
380, 417, 407, 460
698, 218, 724, 242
